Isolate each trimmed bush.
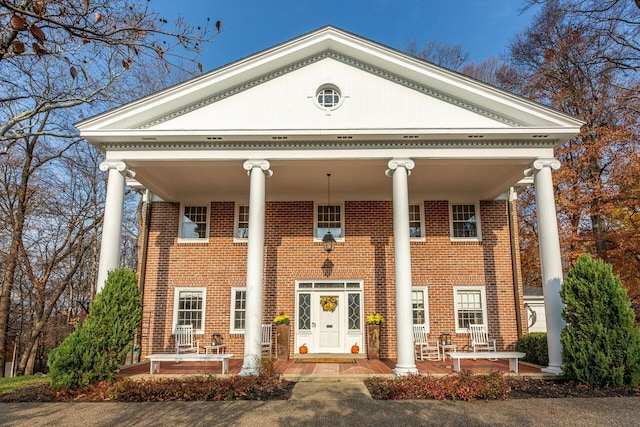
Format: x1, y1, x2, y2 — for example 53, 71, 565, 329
515, 332, 549, 366
560, 254, 640, 387
48, 269, 142, 389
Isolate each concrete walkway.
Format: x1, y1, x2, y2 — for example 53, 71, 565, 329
1, 381, 639, 426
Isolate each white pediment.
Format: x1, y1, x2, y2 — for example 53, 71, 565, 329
147, 55, 512, 132
78, 26, 583, 145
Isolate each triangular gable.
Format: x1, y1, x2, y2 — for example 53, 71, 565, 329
77, 26, 583, 144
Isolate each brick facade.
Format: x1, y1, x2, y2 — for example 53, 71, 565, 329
139, 199, 527, 359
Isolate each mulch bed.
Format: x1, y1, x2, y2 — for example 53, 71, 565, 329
1, 378, 639, 402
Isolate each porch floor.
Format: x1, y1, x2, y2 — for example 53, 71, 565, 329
119, 356, 544, 379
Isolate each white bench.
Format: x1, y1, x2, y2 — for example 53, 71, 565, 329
446, 351, 526, 373
146, 353, 234, 375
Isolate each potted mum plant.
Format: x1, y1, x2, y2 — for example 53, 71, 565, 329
366, 313, 384, 360
273, 312, 290, 360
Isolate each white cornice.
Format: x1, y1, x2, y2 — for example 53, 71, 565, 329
103, 139, 559, 152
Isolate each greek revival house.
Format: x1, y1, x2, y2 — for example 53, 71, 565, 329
77, 26, 582, 375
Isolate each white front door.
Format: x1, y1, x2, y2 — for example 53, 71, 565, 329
295, 281, 363, 354
317, 294, 341, 351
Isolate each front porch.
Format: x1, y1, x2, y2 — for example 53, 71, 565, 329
119, 356, 544, 379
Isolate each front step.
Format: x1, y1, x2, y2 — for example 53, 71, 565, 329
294, 352, 367, 359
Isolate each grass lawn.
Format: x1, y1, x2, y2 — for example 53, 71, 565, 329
0, 375, 50, 395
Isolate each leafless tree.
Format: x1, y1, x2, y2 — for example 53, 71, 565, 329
0, 1, 216, 376
406, 39, 469, 71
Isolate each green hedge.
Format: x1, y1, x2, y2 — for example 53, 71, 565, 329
561, 254, 640, 387
48, 269, 142, 389
515, 332, 549, 366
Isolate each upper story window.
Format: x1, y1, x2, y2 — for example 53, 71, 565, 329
235, 204, 249, 240
180, 204, 209, 241
409, 204, 424, 239
315, 204, 344, 240
173, 287, 206, 334
450, 203, 481, 240
314, 84, 343, 111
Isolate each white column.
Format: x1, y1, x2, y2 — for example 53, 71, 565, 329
240, 160, 272, 375
531, 158, 565, 375
386, 159, 418, 376
96, 161, 128, 293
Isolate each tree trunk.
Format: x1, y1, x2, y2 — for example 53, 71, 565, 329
0, 139, 34, 377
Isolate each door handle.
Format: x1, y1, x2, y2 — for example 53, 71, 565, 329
312, 322, 316, 327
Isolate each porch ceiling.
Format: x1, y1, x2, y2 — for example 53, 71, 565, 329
126, 158, 532, 202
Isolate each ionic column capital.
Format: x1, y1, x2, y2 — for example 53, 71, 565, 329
99, 160, 127, 173
525, 158, 561, 177
243, 159, 272, 177
385, 158, 415, 177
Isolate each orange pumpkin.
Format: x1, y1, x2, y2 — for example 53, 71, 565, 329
299, 343, 308, 354
351, 343, 359, 354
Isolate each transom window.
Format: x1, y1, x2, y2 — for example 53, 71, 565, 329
230, 288, 247, 333
236, 205, 249, 239
454, 287, 487, 332
316, 204, 343, 239
180, 205, 209, 240
450, 203, 481, 239
409, 204, 424, 238
173, 288, 206, 334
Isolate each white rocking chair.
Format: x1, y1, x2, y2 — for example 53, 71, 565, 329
469, 324, 496, 353
413, 325, 440, 361
174, 324, 200, 354
261, 324, 273, 354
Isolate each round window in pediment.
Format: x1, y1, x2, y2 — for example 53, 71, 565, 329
315, 84, 343, 110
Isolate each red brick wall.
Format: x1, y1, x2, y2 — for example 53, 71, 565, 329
139, 199, 524, 359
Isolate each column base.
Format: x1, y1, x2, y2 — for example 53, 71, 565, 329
393, 364, 419, 376
541, 365, 563, 375
239, 365, 260, 376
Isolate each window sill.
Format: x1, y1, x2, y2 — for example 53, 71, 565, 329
177, 238, 210, 244
233, 238, 248, 244
450, 238, 482, 244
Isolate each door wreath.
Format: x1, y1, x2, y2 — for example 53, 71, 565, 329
320, 296, 338, 312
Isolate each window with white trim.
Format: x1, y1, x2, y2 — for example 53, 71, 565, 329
230, 287, 247, 333
450, 203, 481, 239
409, 204, 424, 239
173, 287, 206, 334
453, 286, 487, 333
235, 204, 249, 239
412, 287, 429, 332
315, 204, 343, 239
180, 204, 209, 240
314, 84, 343, 110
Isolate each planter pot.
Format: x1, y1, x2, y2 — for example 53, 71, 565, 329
367, 324, 380, 360
276, 324, 290, 360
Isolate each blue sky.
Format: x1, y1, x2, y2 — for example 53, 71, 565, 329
153, 0, 537, 72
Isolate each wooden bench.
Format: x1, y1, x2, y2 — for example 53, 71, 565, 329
146, 353, 234, 375
446, 351, 526, 373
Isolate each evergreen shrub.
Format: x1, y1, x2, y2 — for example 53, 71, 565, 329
48, 269, 142, 389
515, 332, 548, 366
560, 254, 640, 387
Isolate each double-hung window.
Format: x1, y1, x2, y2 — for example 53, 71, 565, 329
180, 204, 209, 241
450, 203, 481, 240
230, 287, 247, 333
412, 287, 429, 332
409, 204, 424, 239
173, 287, 206, 334
316, 204, 343, 239
453, 286, 487, 333
235, 204, 249, 240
